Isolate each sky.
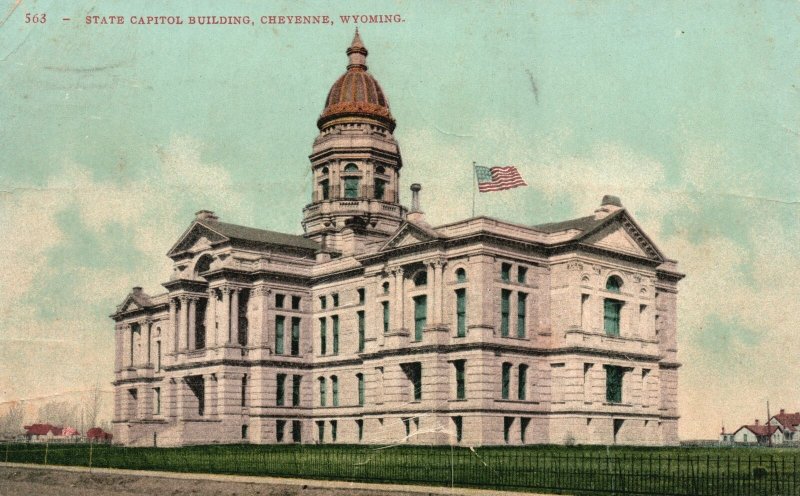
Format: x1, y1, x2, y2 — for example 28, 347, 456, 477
0, 0, 798, 440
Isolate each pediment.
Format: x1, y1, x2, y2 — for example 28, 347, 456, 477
380, 222, 440, 252
167, 222, 229, 258
120, 297, 141, 313
581, 213, 664, 261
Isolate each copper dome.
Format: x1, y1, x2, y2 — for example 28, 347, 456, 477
317, 30, 396, 132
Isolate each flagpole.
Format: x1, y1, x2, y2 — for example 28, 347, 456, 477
471, 161, 477, 218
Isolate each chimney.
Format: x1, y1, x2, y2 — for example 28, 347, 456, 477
594, 195, 623, 220
195, 210, 219, 222
780, 409, 785, 415
407, 183, 427, 224
132, 286, 142, 293
755, 419, 760, 426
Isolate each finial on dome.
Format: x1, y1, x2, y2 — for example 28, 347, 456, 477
347, 28, 368, 70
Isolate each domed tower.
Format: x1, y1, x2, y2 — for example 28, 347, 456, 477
302, 30, 406, 251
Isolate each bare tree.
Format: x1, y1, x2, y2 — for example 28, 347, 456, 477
37, 400, 78, 427
0, 402, 25, 438
83, 384, 103, 430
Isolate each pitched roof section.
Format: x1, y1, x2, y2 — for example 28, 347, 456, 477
532, 214, 608, 234
379, 220, 443, 252
772, 412, 800, 432
167, 219, 319, 258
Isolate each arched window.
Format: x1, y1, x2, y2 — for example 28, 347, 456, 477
501, 362, 512, 399
318, 377, 327, 406
356, 373, 365, 406
606, 276, 623, 293
604, 276, 623, 336
331, 375, 339, 406
375, 166, 386, 175
320, 179, 330, 200
413, 271, 427, 287
382, 281, 390, 294
343, 163, 359, 172
321, 166, 329, 175
455, 268, 467, 283
194, 255, 213, 278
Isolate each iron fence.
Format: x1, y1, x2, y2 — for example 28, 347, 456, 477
1, 443, 798, 496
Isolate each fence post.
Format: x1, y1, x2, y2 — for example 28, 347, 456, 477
89, 442, 93, 472
44, 441, 48, 466
4, 443, 8, 463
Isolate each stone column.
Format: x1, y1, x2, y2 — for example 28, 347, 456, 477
205, 374, 218, 417
207, 288, 217, 347
143, 320, 152, 366
217, 372, 240, 416
254, 285, 271, 347
393, 268, 404, 330
220, 287, 231, 344
176, 377, 189, 419
178, 296, 189, 351
169, 298, 178, 353
188, 298, 197, 351
433, 260, 446, 325
123, 325, 132, 368
230, 288, 240, 344
114, 324, 123, 371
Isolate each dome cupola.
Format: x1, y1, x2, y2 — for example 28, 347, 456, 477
317, 29, 395, 132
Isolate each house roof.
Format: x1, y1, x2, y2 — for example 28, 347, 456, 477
196, 219, 320, 251
24, 424, 54, 436
772, 412, 800, 431
532, 214, 610, 234
737, 424, 781, 437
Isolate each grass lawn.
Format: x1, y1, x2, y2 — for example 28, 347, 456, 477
2, 443, 798, 495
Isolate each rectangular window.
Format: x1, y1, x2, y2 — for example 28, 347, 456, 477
292, 375, 301, 407
332, 315, 339, 355
357, 373, 365, 406
500, 289, 511, 337
276, 373, 286, 406
241, 375, 247, 407
291, 317, 300, 356
605, 365, 624, 404
319, 318, 327, 355
521, 417, 530, 444
332, 293, 339, 307
403, 417, 411, 437
320, 296, 327, 310
357, 287, 365, 305
156, 341, 161, 372
503, 417, 514, 443
517, 266, 527, 284
517, 292, 527, 338
454, 360, 466, 400
356, 419, 364, 441
275, 294, 285, 308
455, 289, 467, 337
292, 420, 301, 443
604, 300, 622, 336
241, 424, 248, 440
291, 295, 301, 310
518, 364, 528, 400
382, 301, 390, 333
331, 420, 338, 442
453, 416, 463, 442
357, 311, 365, 352
319, 378, 326, 406
501, 363, 512, 399
413, 295, 427, 341
344, 177, 359, 198
153, 387, 161, 415
317, 420, 325, 443
374, 178, 386, 200
403, 362, 423, 402
320, 180, 329, 200
501, 263, 511, 282
275, 316, 285, 354
276, 420, 285, 442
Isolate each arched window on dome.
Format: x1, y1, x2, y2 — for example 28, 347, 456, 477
342, 163, 360, 199
320, 179, 330, 201
455, 268, 467, 283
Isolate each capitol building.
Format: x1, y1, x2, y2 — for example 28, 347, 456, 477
111, 32, 683, 447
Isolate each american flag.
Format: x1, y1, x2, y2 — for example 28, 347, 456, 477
475, 165, 528, 192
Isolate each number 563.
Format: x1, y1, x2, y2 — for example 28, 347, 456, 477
25, 13, 47, 23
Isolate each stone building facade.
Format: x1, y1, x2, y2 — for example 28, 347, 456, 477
111, 32, 683, 447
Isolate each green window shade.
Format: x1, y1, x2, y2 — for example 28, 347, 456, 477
456, 269, 466, 283
501, 363, 511, 399
453, 416, 463, 442
276, 420, 285, 442
276, 374, 286, 406
456, 289, 467, 337
358, 287, 365, 304
332, 376, 339, 406
357, 419, 364, 441
518, 364, 528, 400
517, 266, 527, 284
319, 318, 327, 354
319, 378, 326, 406
357, 311, 365, 352
606, 277, 622, 293
292, 421, 301, 443
604, 300, 622, 336
503, 417, 513, 443
374, 179, 386, 200
414, 295, 427, 341
517, 292, 527, 338
412, 365, 422, 401
500, 290, 511, 337
332, 315, 339, 355
455, 361, 466, 400
382, 301, 390, 333
331, 420, 337, 442
501, 263, 511, 282
275, 316, 285, 355
344, 177, 359, 198
292, 375, 301, 407
357, 374, 365, 406
290, 317, 300, 356
605, 366, 623, 403
317, 421, 325, 442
